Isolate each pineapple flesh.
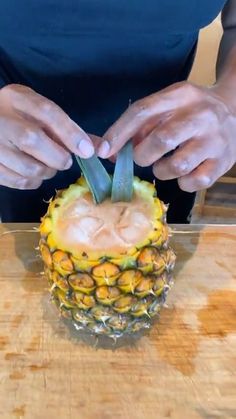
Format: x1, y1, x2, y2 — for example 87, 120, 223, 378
39, 176, 175, 338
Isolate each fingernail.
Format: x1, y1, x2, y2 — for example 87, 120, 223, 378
64, 155, 73, 170
77, 139, 94, 158
98, 140, 110, 158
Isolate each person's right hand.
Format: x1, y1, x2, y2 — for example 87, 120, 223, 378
0, 84, 94, 189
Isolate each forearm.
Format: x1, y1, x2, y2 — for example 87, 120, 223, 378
216, 30, 236, 79
217, 0, 236, 76
216, 40, 236, 109
215, 1, 236, 109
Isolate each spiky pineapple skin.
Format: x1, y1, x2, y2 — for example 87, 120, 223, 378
39, 177, 176, 338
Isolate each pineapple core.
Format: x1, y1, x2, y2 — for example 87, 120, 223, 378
55, 192, 154, 254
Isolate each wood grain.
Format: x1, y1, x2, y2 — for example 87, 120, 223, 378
0, 224, 236, 419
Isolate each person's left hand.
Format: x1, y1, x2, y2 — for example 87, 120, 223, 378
97, 81, 236, 192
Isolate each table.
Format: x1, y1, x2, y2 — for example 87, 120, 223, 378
0, 224, 236, 419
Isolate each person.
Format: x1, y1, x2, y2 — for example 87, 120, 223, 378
0, 0, 235, 223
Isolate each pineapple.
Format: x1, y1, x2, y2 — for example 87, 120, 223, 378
39, 143, 176, 338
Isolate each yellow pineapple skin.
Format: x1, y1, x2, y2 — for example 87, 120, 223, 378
39, 177, 176, 338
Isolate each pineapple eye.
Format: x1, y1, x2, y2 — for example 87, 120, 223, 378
117, 270, 142, 293
74, 293, 96, 310
69, 273, 95, 294
96, 286, 121, 306
113, 296, 137, 313
52, 250, 74, 272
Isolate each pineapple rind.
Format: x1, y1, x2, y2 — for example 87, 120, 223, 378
40, 176, 175, 338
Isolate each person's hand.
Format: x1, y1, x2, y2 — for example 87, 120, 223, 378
0, 84, 94, 189
98, 81, 236, 192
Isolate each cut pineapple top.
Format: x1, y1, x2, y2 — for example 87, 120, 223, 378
56, 193, 153, 253
40, 177, 168, 260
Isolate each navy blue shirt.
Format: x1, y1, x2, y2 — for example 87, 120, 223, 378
0, 0, 226, 134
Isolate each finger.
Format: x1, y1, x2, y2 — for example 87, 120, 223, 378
88, 133, 117, 162
0, 163, 43, 190
177, 159, 223, 193
133, 107, 212, 167
3, 85, 94, 158
0, 117, 73, 170
98, 83, 201, 158
153, 137, 216, 180
0, 145, 56, 179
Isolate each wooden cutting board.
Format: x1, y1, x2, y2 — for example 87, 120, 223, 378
0, 224, 236, 419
